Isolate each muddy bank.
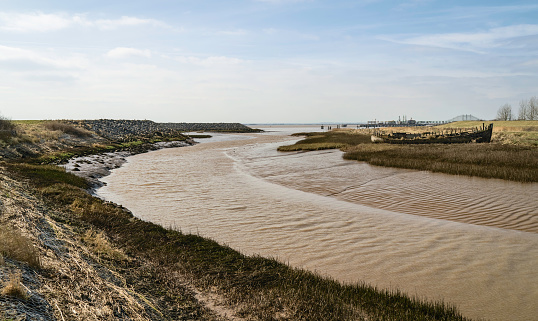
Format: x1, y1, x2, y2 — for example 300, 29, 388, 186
61, 140, 191, 192
0, 168, 226, 321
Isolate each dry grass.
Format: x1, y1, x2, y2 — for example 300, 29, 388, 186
43, 121, 92, 138
343, 143, 538, 182
82, 229, 128, 261
0, 226, 40, 268
437, 120, 538, 131
1, 272, 27, 300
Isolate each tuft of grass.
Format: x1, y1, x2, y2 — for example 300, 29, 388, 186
343, 143, 538, 182
278, 131, 371, 151
82, 229, 128, 261
1, 272, 27, 300
43, 121, 93, 138
0, 226, 40, 269
0, 115, 17, 142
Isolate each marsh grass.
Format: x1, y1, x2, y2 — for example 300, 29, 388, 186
343, 143, 538, 182
1, 272, 27, 300
0, 226, 40, 269
278, 131, 371, 151
4, 162, 471, 320
7, 164, 88, 189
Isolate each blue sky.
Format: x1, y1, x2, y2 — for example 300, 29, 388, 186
0, 1, 537, 123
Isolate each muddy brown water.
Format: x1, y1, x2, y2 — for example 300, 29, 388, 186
98, 127, 538, 321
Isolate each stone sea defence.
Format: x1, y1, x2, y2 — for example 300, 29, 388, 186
67, 119, 260, 142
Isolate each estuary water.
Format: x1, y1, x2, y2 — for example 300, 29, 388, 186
98, 127, 538, 321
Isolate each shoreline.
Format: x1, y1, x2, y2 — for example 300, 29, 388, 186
1, 121, 473, 320
61, 140, 192, 193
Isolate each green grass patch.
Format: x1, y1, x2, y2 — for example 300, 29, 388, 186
5, 163, 89, 189
278, 131, 371, 151
188, 134, 213, 139
120, 140, 144, 147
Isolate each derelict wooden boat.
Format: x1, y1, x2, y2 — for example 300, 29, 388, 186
372, 123, 493, 144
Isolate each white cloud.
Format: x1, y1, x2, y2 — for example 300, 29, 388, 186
386, 24, 538, 52
0, 45, 87, 70
95, 16, 169, 30
175, 56, 245, 66
0, 12, 88, 32
0, 12, 170, 32
106, 47, 152, 59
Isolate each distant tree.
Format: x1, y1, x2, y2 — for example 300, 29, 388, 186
528, 96, 538, 120
518, 99, 528, 120
496, 103, 513, 121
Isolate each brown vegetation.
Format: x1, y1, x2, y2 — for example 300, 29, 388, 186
0, 225, 40, 269
343, 143, 538, 182
1, 272, 27, 300
43, 121, 93, 138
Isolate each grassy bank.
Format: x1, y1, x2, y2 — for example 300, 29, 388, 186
278, 131, 371, 151
1, 162, 471, 320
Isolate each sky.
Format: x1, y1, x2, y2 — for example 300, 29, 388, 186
0, 0, 537, 123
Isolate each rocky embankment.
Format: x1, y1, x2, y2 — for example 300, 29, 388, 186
67, 120, 260, 142
0, 119, 260, 160
160, 122, 261, 133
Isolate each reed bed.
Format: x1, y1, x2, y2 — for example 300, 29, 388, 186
343, 143, 538, 183
4, 162, 471, 321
